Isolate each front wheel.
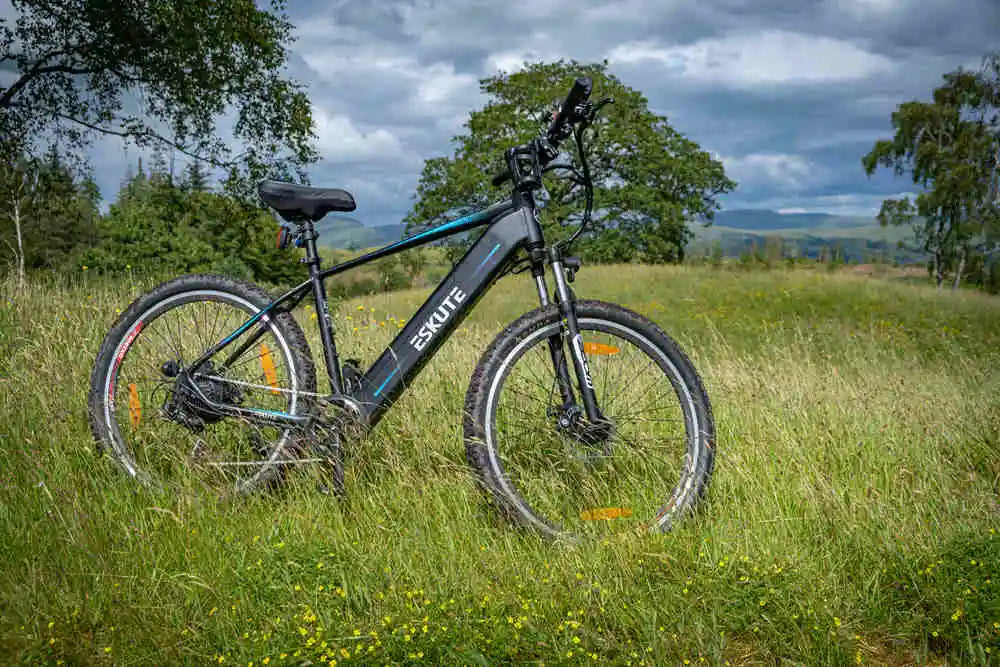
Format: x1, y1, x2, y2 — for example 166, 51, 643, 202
464, 300, 714, 538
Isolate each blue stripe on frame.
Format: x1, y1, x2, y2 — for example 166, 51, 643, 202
374, 367, 399, 397
246, 407, 293, 418
472, 243, 502, 277
388, 209, 492, 250
220, 304, 272, 346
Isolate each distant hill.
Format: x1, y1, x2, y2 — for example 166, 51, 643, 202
315, 216, 405, 250
690, 209, 926, 263
712, 209, 875, 231
313, 208, 927, 264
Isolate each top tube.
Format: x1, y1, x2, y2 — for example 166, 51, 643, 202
317, 198, 517, 280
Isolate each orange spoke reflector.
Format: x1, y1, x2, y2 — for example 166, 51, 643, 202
583, 341, 619, 355
580, 507, 633, 521
260, 343, 280, 395
128, 383, 141, 430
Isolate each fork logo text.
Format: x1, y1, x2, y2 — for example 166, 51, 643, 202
409, 286, 467, 351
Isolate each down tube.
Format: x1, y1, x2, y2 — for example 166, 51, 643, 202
355, 208, 533, 424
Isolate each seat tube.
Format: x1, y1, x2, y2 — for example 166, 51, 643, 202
302, 224, 343, 394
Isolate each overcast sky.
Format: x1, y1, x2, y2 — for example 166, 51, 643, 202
22, 0, 1000, 223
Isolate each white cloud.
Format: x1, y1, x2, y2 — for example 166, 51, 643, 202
413, 62, 477, 107
831, 0, 905, 19
510, 0, 569, 20
487, 49, 562, 75
797, 129, 888, 151
300, 44, 480, 121
311, 108, 406, 164
777, 207, 809, 214
608, 30, 894, 86
720, 152, 817, 190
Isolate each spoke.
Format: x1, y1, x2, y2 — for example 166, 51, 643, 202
610, 402, 681, 425
205, 458, 322, 468
117, 375, 171, 388
508, 373, 561, 401
225, 346, 288, 376
170, 307, 192, 360
106, 296, 308, 492
190, 301, 208, 352
208, 300, 225, 347
147, 319, 185, 366
596, 333, 629, 404
598, 335, 612, 412
602, 360, 665, 416
488, 321, 698, 532
523, 345, 558, 390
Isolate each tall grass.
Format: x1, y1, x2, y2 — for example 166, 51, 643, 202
1, 264, 998, 665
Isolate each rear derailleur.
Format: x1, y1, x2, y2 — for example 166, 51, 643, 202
160, 360, 243, 433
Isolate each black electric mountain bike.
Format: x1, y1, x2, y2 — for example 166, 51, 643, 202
88, 77, 715, 538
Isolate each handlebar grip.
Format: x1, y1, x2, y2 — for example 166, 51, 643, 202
547, 76, 593, 141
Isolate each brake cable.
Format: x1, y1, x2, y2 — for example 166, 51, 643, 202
554, 119, 596, 255
499, 96, 612, 277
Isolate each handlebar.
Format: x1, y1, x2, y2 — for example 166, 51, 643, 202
546, 76, 593, 144
491, 76, 594, 187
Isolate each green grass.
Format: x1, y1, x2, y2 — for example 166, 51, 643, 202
1, 264, 999, 665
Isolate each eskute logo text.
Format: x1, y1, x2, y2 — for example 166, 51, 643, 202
409, 286, 466, 351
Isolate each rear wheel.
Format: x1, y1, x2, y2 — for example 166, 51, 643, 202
464, 300, 714, 538
87, 274, 317, 495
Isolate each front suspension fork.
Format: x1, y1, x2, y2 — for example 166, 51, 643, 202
533, 248, 603, 423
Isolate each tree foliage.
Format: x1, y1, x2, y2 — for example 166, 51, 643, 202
404, 61, 735, 264
78, 160, 306, 285
863, 52, 1000, 289
0, 148, 99, 281
0, 0, 317, 195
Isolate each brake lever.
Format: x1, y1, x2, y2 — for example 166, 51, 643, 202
587, 96, 615, 122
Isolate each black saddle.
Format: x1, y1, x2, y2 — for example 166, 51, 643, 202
258, 180, 357, 222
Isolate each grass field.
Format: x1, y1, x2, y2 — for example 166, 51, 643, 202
1, 264, 999, 665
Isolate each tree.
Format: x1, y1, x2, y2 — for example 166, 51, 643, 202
863, 52, 1000, 289
0, 158, 33, 288
404, 61, 735, 264
181, 159, 211, 193
399, 247, 428, 283
763, 234, 785, 267
0, 144, 99, 283
79, 171, 305, 284
0, 0, 317, 194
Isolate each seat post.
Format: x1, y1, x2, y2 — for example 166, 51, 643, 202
301, 220, 344, 394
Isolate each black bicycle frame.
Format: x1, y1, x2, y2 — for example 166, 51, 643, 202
184, 193, 595, 431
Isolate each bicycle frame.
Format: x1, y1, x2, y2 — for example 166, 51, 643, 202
184, 191, 598, 432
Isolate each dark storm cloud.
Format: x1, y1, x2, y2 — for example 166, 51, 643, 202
69, 0, 1000, 222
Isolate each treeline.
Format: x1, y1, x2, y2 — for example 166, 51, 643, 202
0, 148, 307, 287
688, 235, 1000, 291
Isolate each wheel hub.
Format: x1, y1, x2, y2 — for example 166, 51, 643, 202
553, 404, 616, 462
161, 361, 243, 432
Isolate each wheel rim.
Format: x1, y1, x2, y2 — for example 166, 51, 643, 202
484, 317, 700, 536
101, 290, 302, 494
